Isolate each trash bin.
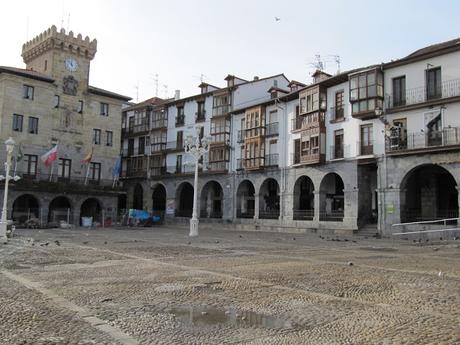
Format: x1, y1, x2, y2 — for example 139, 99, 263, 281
81, 217, 93, 227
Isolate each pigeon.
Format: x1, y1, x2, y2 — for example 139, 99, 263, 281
54, 240, 60, 246
274, 17, 281, 22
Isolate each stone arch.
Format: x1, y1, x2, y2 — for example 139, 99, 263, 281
259, 178, 280, 219
400, 164, 458, 222
152, 183, 167, 216
293, 176, 315, 220
319, 173, 344, 221
133, 183, 144, 210
12, 194, 40, 224
200, 181, 223, 218
80, 198, 103, 225
236, 180, 255, 218
48, 196, 72, 224
175, 182, 194, 217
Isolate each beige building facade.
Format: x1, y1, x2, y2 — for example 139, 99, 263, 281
0, 25, 131, 226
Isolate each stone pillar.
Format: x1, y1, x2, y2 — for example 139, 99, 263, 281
254, 194, 260, 220
313, 191, 321, 226
165, 197, 176, 221
456, 187, 460, 219
344, 188, 358, 230
283, 192, 294, 221
126, 185, 134, 210
381, 188, 401, 235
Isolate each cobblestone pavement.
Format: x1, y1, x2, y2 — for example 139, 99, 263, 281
0, 226, 459, 345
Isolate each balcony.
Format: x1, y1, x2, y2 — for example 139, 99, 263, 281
151, 119, 168, 130
237, 130, 245, 143
357, 141, 374, 156
265, 122, 279, 137
291, 113, 324, 132
150, 166, 166, 177
166, 141, 184, 152
14, 171, 121, 191
195, 110, 206, 122
385, 78, 460, 112
207, 161, 229, 172
151, 141, 167, 153
212, 105, 231, 117
265, 153, 279, 167
122, 122, 150, 137
330, 107, 345, 122
330, 145, 344, 160
171, 164, 195, 175
386, 127, 460, 154
175, 115, 185, 127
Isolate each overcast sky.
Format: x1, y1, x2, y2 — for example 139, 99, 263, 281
2, 0, 459, 101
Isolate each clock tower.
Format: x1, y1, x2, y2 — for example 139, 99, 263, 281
21, 25, 97, 95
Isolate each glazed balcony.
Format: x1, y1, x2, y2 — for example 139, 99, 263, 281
385, 78, 460, 112
151, 118, 168, 130
122, 121, 150, 137
291, 113, 325, 132
212, 105, 232, 117
265, 122, 279, 137
386, 127, 460, 155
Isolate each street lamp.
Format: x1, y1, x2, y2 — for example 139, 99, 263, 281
0, 137, 20, 243
184, 130, 210, 237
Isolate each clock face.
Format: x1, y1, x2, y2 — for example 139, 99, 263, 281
65, 58, 78, 72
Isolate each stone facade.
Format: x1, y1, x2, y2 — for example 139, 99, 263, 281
0, 26, 131, 226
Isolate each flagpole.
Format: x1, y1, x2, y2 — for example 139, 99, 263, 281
49, 161, 54, 182
84, 163, 91, 185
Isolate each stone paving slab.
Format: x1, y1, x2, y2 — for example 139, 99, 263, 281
0, 227, 459, 344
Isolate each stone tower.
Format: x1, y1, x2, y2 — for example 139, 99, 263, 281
21, 25, 97, 94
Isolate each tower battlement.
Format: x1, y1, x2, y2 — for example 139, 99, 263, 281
21, 25, 98, 64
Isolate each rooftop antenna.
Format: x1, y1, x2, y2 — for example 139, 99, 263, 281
193, 74, 207, 83
333, 55, 341, 74
134, 82, 139, 102
67, 13, 71, 31
153, 74, 159, 97
313, 54, 324, 71
163, 84, 168, 98
61, 0, 65, 29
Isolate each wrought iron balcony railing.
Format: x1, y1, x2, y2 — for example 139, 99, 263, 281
265, 153, 279, 167
195, 110, 206, 122
175, 115, 185, 126
265, 122, 279, 136
386, 127, 460, 153
385, 78, 460, 109
330, 106, 345, 121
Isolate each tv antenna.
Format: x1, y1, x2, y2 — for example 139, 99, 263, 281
162, 84, 168, 98
193, 74, 207, 83
308, 54, 325, 71
134, 82, 139, 102
151, 73, 159, 97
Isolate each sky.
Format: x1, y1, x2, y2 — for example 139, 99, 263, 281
2, 0, 459, 101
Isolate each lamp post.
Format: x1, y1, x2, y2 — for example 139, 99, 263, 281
0, 137, 20, 243
184, 131, 209, 237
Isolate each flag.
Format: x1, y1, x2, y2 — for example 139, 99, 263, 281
112, 156, 121, 178
41, 145, 58, 167
81, 147, 93, 164
16, 144, 24, 162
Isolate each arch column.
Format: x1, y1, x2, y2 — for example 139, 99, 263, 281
283, 192, 294, 221
254, 194, 260, 220
313, 190, 321, 226
344, 188, 358, 229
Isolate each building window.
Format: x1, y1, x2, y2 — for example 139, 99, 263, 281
138, 136, 146, 155
426, 67, 442, 100
44, 60, 48, 71
106, 131, 113, 146
54, 95, 60, 108
392, 76, 406, 107
334, 129, 344, 159
350, 70, 383, 115
176, 155, 182, 173
100, 102, 109, 116
128, 138, 134, 156
93, 129, 101, 145
360, 124, 373, 155
58, 158, 71, 178
24, 154, 38, 176
176, 131, 183, 149
23, 85, 34, 100
176, 106, 185, 126
12, 114, 23, 132
78, 100, 84, 113
334, 91, 344, 120
28, 117, 39, 134
89, 162, 101, 181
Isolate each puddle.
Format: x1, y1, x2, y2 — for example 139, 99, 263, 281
166, 305, 297, 330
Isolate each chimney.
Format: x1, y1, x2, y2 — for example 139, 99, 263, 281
174, 90, 180, 100
253, 76, 259, 81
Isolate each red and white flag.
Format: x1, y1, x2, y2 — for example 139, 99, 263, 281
41, 145, 58, 166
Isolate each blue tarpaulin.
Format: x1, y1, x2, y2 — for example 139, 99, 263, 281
128, 209, 150, 220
